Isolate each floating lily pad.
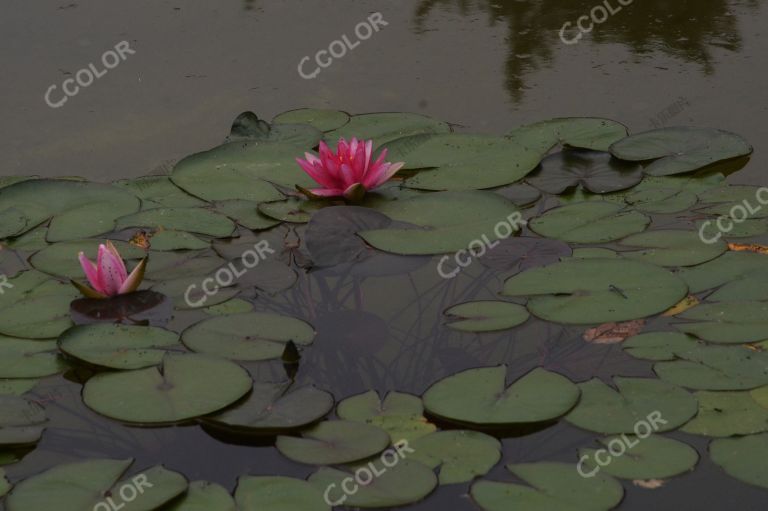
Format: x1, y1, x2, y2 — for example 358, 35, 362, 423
273, 108, 350, 132
83, 354, 252, 424
5, 459, 188, 511
502, 258, 688, 324
305, 206, 391, 266
336, 390, 436, 443
182, 312, 315, 361
444, 301, 529, 332
696, 217, 768, 239
258, 198, 311, 223
478, 237, 572, 275
58, 324, 179, 370
328, 112, 450, 148
360, 191, 521, 255
578, 435, 698, 480
423, 366, 579, 426
0, 207, 29, 239
151, 276, 239, 310
569, 248, 619, 259
0, 467, 9, 497
235, 476, 329, 511
610, 127, 752, 176
619, 230, 727, 267
654, 345, 768, 390
471, 462, 624, 511
114, 176, 206, 208
677, 251, 768, 293
675, 301, 768, 343
565, 377, 697, 434
710, 433, 768, 490
148, 230, 208, 251
204, 298, 253, 316
0, 395, 46, 446
707, 268, 768, 302
409, 430, 501, 484
115, 208, 235, 238
227, 112, 323, 147
0, 293, 74, 339
526, 149, 642, 195
0, 337, 64, 378
214, 200, 281, 230
625, 187, 698, 213
511, 117, 629, 152
165, 481, 236, 511
204, 383, 333, 432
681, 391, 768, 437
276, 420, 390, 465
29, 239, 145, 279
309, 460, 438, 508
70, 290, 173, 327
530, 202, 649, 243
622, 332, 699, 361
0, 379, 39, 395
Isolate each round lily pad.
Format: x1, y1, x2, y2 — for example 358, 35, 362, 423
0, 379, 39, 396
622, 332, 699, 361
423, 366, 579, 426
618, 229, 727, 267
309, 459, 438, 508
444, 301, 529, 332
182, 312, 315, 361
625, 187, 698, 213
204, 383, 333, 432
327, 112, 450, 148
258, 198, 311, 223
151, 276, 239, 311
336, 390, 436, 443
115, 208, 236, 238
0, 293, 74, 339
681, 391, 768, 437
83, 354, 252, 424
235, 476, 329, 511
510, 117, 629, 152
502, 258, 688, 324
29, 239, 145, 279
707, 268, 768, 302
214, 200, 281, 230
675, 301, 768, 343
530, 202, 649, 243
165, 481, 235, 511
578, 435, 698, 480
710, 433, 768, 490
654, 345, 768, 390
677, 251, 768, 293
526, 149, 642, 195
113, 176, 206, 209
227, 112, 323, 147
273, 108, 350, 132
471, 462, 624, 511
409, 430, 501, 484
610, 127, 752, 177
148, 230, 208, 251
5, 459, 188, 511
276, 420, 391, 465
0, 337, 65, 378
565, 377, 697, 434
58, 324, 180, 370
0, 395, 46, 447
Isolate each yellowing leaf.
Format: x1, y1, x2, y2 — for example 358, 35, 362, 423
663, 295, 700, 316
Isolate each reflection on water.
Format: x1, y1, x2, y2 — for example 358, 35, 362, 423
414, 0, 760, 101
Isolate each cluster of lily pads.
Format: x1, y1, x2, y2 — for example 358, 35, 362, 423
1, 108, 767, 510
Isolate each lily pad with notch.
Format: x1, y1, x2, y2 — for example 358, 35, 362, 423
115, 207, 236, 238
578, 435, 698, 480
624, 187, 698, 214
618, 229, 727, 267
336, 390, 436, 443
526, 149, 642, 195
408, 430, 502, 485
444, 301, 529, 332
165, 481, 236, 511
530, 202, 649, 243
675, 301, 768, 343
0, 395, 46, 447
273, 108, 350, 132
510, 117, 629, 152
327, 112, 450, 148
235, 476, 329, 511
276, 420, 391, 465
654, 344, 768, 390
226, 111, 323, 148
0, 337, 65, 379
681, 390, 768, 437
622, 332, 700, 361
710, 433, 768, 490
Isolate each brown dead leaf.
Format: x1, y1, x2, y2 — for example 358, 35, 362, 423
583, 320, 645, 344
663, 295, 700, 316
633, 479, 666, 489
728, 243, 768, 255
129, 230, 152, 250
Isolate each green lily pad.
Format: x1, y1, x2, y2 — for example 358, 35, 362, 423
58, 324, 180, 370
114, 176, 206, 209
618, 229, 727, 267
182, 312, 315, 361
654, 345, 768, 390
622, 332, 699, 361
610, 127, 752, 176
0, 337, 65, 378
0, 293, 74, 339
0, 395, 46, 446
327, 112, 450, 148
578, 435, 698, 480
277, 420, 391, 465
360, 191, 521, 255
409, 430, 501, 484
214, 200, 281, 230
677, 251, 768, 293
471, 462, 624, 511
751, 385, 768, 410
171, 140, 313, 195
5, 459, 188, 511
625, 187, 698, 213
681, 391, 768, 437
696, 217, 768, 239
309, 459, 437, 508
204, 298, 253, 315
227, 112, 323, 147
569, 247, 619, 259
502, 258, 688, 324
675, 301, 768, 343
258, 198, 311, 223
0, 467, 9, 497
710, 433, 768, 490
530, 202, 649, 243
565, 377, 697, 434
235, 476, 329, 511
423, 366, 579, 426
0, 379, 39, 395
708, 268, 768, 302
336, 390, 436, 443
115, 208, 235, 238
165, 481, 235, 511
0, 207, 29, 239
83, 354, 252, 424
151, 276, 239, 310
444, 301, 529, 332
204, 382, 333, 432
148, 230, 208, 251
511, 117, 629, 152
273, 108, 350, 132
526, 149, 642, 195
29, 239, 145, 279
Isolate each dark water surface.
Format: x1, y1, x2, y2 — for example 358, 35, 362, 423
2, 1, 768, 510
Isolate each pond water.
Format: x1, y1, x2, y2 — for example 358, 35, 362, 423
2, 1, 768, 510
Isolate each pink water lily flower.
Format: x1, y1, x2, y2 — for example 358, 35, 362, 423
73, 241, 147, 299
296, 137, 405, 201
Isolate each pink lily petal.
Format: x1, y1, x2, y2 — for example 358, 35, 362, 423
104, 240, 128, 282
118, 258, 147, 294
310, 188, 346, 197
364, 161, 405, 189
96, 244, 124, 296
78, 252, 103, 293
